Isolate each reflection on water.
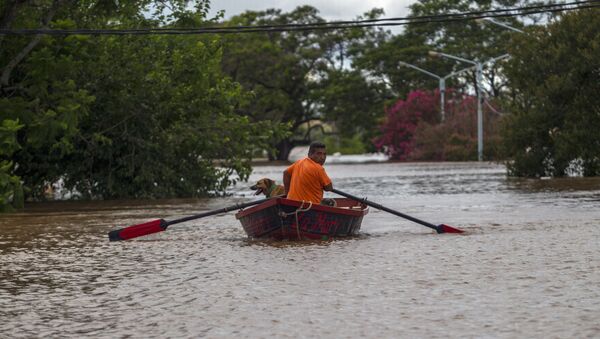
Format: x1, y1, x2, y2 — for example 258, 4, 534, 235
1, 162, 599, 338
507, 176, 600, 192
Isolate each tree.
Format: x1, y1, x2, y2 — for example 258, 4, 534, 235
502, 9, 600, 177
373, 90, 436, 160
0, 1, 289, 208
51, 33, 286, 199
374, 88, 502, 161
410, 90, 481, 161
353, 0, 555, 161
0, 0, 110, 205
221, 6, 387, 160
0, 118, 23, 211
313, 68, 386, 150
354, 0, 531, 102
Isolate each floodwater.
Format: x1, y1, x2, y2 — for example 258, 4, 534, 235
1, 162, 599, 338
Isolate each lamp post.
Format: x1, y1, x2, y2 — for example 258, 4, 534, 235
475, 18, 525, 33
398, 62, 478, 122
422, 21, 522, 161
397, 62, 445, 121
429, 51, 484, 161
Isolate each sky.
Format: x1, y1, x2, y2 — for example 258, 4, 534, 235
207, 0, 418, 21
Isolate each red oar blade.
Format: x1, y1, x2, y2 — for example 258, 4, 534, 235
438, 224, 464, 234
108, 219, 167, 241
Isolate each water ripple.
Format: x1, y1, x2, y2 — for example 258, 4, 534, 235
1, 162, 600, 338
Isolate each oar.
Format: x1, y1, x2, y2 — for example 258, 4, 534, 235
108, 197, 273, 241
331, 188, 464, 234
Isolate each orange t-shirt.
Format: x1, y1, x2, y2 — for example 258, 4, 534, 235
286, 157, 332, 204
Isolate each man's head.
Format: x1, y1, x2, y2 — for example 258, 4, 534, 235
308, 141, 327, 165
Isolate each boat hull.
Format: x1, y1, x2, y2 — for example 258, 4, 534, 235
235, 198, 368, 240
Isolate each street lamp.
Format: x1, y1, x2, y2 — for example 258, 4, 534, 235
429, 51, 484, 161
475, 18, 525, 33
397, 62, 445, 121
397, 61, 477, 122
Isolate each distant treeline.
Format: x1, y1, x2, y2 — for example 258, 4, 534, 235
1, 0, 598, 210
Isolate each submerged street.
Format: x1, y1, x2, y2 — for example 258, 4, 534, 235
1, 162, 599, 338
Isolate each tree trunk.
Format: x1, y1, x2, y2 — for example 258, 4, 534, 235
0, 0, 66, 88
270, 138, 304, 161
0, 0, 28, 50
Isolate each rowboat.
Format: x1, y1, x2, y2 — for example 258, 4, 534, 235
235, 197, 369, 240
108, 190, 462, 242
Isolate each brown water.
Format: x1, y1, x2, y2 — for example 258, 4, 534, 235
1, 162, 599, 338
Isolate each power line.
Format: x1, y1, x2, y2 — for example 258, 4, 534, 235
141, 0, 600, 31
1, 0, 598, 35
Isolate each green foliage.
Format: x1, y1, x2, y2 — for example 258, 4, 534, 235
322, 135, 367, 155
57, 34, 248, 198
352, 0, 564, 162
0, 118, 23, 155
0, 161, 23, 212
502, 9, 600, 177
314, 69, 385, 149
0, 119, 24, 211
375, 89, 502, 161
354, 0, 528, 99
221, 6, 386, 160
0, 0, 289, 205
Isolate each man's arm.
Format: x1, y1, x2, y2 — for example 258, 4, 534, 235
322, 169, 333, 191
283, 169, 292, 194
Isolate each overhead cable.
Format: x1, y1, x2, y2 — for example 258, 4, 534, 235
1, 0, 598, 35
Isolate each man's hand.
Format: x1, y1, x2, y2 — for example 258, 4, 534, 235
324, 183, 333, 191
283, 169, 292, 194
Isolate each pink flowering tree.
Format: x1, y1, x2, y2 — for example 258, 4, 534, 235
373, 90, 439, 160
374, 89, 502, 161
410, 92, 478, 161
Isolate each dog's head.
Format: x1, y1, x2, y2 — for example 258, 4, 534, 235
250, 178, 275, 196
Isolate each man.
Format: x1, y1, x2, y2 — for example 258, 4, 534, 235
283, 141, 333, 205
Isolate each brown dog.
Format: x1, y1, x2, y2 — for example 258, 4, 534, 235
250, 178, 285, 198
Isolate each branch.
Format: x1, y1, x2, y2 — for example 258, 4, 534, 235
1, 34, 42, 87
1, 0, 66, 89
251, 76, 278, 90
291, 116, 319, 130
302, 123, 330, 141
0, 0, 29, 50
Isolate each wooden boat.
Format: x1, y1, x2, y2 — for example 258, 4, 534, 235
235, 197, 368, 240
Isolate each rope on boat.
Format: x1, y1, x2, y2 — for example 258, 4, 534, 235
280, 200, 313, 240
295, 201, 312, 240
